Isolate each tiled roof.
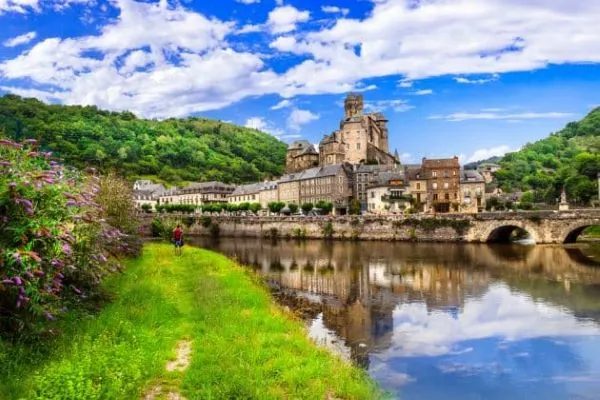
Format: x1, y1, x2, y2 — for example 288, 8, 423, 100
422, 158, 460, 169
460, 170, 485, 183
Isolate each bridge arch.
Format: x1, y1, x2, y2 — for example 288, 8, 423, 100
562, 220, 600, 244
478, 221, 541, 244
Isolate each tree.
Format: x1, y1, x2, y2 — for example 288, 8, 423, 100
249, 203, 261, 213
268, 201, 285, 213
288, 203, 299, 214
315, 200, 334, 214
301, 202, 314, 214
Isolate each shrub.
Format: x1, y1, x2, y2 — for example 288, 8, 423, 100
322, 221, 335, 239
288, 203, 299, 214
315, 201, 333, 215
140, 203, 152, 213
301, 203, 314, 214
267, 201, 285, 213
0, 138, 127, 335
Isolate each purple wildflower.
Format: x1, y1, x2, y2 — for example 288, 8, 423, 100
13, 276, 22, 285
25, 271, 35, 279
44, 312, 55, 321
51, 259, 65, 268
66, 200, 77, 207
1, 279, 13, 285
72, 287, 81, 295
8, 182, 17, 189
62, 243, 72, 256
0, 161, 10, 167
99, 253, 107, 263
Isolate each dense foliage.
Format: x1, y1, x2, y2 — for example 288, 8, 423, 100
494, 107, 600, 204
0, 95, 287, 185
0, 139, 128, 335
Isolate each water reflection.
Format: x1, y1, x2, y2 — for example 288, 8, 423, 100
193, 238, 600, 400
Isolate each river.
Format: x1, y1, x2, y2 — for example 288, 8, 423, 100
192, 238, 600, 400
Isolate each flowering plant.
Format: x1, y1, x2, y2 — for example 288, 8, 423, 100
0, 138, 125, 334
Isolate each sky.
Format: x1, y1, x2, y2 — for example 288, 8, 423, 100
1, 0, 600, 164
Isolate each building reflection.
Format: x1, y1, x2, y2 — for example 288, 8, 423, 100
195, 238, 600, 366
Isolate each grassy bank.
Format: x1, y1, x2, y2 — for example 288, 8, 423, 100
0, 243, 381, 399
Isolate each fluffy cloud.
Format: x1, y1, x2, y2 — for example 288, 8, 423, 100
245, 116, 285, 138
429, 111, 575, 122
267, 5, 310, 34
465, 145, 514, 163
454, 74, 499, 84
321, 6, 349, 16
236, 0, 260, 4
3, 31, 36, 47
3, 0, 600, 118
0, 0, 38, 14
270, 99, 292, 110
287, 108, 319, 131
386, 284, 599, 358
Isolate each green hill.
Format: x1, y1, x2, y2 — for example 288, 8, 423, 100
0, 95, 286, 185
495, 107, 600, 204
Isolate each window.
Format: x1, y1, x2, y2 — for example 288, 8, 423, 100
357, 142, 361, 150
416, 183, 421, 190
432, 171, 437, 178
445, 193, 450, 201
433, 194, 438, 201
443, 182, 449, 189
444, 171, 448, 178
432, 182, 438, 190
371, 191, 375, 198
453, 170, 457, 176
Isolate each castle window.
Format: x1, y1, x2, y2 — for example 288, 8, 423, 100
357, 143, 361, 150
432, 171, 437, 178
416, 183, 421, 190
445, 193, 450, 201
443, 182, 449, 189
432, 183, 438, 190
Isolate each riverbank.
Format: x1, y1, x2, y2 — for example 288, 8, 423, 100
0, 244, 381, 399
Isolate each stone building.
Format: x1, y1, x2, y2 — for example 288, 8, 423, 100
277, 164, 353, 214
132, 180, 165, 209
298, 164, 353, 213
477, 163, 501, 184
366, 170, 410, 215
159, 181, 235, 205
354, 164, 403, 211
405, 165, 427, 212
259, 181, 279, 209
285, 140, 319, 174
228, 183, 262, 205
319, 94, 398, 166
285, 94, 400, 174
459, 170, 486, 213
421, 157, 461, 213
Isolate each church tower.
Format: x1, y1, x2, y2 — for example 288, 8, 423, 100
344, 93, 364, 119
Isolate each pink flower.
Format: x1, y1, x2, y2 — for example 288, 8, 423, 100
62, 243, 72, 256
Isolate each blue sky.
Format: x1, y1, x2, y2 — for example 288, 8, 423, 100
1, 0, 599, 164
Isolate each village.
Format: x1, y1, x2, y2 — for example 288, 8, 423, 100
133, 93, 494, 215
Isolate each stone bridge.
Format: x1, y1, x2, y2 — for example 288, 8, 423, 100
145, 209, 600, 245
462, 209, 600, 244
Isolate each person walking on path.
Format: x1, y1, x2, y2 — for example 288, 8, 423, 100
172, 224, 184, 256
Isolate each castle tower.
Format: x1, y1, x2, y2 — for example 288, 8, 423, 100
344, 93, 364, 119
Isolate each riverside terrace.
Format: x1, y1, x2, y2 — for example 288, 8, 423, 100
143, 209, 600, 245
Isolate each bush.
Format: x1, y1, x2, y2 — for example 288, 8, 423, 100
249, 203, 262, 214
301, 203, 314, 214
288, 203, 299, 214
0, 138, 127, 335
268, 201, 285, 213
164, 204, 195, 213
315, 201, 333, 215
140, 203, 152, 213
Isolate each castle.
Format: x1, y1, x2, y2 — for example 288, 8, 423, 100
285, 94, 399, 173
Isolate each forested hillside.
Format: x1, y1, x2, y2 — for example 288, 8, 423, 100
0, 95, 286, 184
495, 107, 600, 204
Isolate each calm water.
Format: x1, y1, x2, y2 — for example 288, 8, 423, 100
193, 238, 600, 400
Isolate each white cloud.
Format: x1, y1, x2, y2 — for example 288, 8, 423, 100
412, 89, 433, 95
0, 0, 39, 14
267, 5, 310, 34
400, 153, 414, 163
365, 99, 414, 113
454, 74, 499, 84
321, 6, 349, 16
398, 79, 413, 88
236, 0, 260, 4
429, 111, 575, 122
287, 108, 319, 131
465, 145, 513, 163
270, 99, 292, 110
3, 31, 37, 47
385, 284, 599, 358
245, 116, 285, 137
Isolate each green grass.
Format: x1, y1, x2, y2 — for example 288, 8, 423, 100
583, 225, 600, 238
0, 244, 382, 399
